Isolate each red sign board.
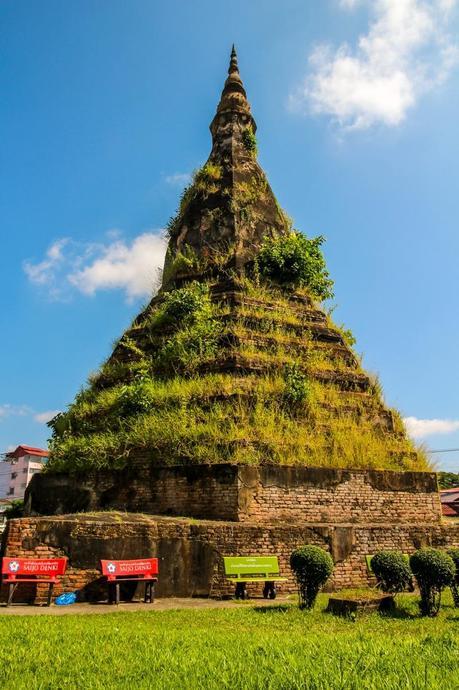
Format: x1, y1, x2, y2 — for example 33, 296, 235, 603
100, 558, 159, 580
1, 557, 68, 580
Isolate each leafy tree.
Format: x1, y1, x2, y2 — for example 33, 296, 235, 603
438, 472, 459, 489
3, 500, 24, 519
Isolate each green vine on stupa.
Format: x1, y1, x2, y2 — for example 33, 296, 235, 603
47, 47, 428, 474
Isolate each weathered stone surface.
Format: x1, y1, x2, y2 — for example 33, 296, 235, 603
164, 46, 289, 281
25, 464, 240, 521
3, 514, 459, 601
326, 594, 395, 616
236, 466, 441, 524
25, 464, 442, 525
331, 527, 355, 563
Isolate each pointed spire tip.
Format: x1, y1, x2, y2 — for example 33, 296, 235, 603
229, 44, 239, 74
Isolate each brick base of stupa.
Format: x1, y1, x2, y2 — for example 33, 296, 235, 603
2, 512, 459, 602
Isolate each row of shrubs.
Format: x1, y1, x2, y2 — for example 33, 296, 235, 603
290, 545, 459, 617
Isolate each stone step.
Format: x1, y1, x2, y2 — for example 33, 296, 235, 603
212, 291, 324, 322
221, 330, 358, 368
220, 312, 343, 343
202, 355, 371, 391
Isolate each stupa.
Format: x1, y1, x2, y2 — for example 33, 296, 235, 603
39, 46, 425, 474
8, 48, 456, 600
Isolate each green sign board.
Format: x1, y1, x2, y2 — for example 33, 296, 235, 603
223, 556, 280, 578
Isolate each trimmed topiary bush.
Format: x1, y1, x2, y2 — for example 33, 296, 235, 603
410, 548, 455, 617
447, 548, 459, 607
371, 551, 413, 595
290, 545, 334, 610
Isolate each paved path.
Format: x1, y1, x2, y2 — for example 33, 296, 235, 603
0, 596, 291, 616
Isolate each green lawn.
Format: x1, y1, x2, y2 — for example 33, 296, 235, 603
1, 593, 459, 690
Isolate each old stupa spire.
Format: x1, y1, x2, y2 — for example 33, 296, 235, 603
164, 46, 288, 282
230, 43, 237, 66
210, 45, 256, 136
230, 43, 238, 72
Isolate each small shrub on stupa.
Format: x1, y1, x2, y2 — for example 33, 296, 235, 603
257, 232, 334, 299
283, 363, 311, 407
150, 283, 219, 375
241, 127, 257, 155
117, 381, 156, 417
371, 551, 413, 595
290, 545, 334, 610
161, 282, 210, 322
410, 548, 455, 617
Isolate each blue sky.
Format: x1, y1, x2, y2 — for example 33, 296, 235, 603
1, 0, 458, 471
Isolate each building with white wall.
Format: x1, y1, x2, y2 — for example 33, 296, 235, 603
0, 461, 10, 498
0, 445, 48, 499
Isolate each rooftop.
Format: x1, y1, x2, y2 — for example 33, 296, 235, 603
5, 445, 49, 460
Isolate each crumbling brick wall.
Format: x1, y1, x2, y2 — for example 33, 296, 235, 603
236, 466, 441, 524
2, 513, 458, 602
25, 464, 442, 525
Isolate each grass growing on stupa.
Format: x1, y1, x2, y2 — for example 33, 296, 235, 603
46, 275, 428, 474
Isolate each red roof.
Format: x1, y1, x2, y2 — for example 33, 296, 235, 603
442, 504, 459, 517
5, 445, 48, 459
440, 490, 459, 505
440, 488, 459, 494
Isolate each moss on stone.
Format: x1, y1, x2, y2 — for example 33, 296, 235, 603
47, 278, 428, 474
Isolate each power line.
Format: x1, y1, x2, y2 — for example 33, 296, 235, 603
432, 446, 459, 453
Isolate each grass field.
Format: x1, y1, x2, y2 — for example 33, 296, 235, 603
1, 593, 458, 690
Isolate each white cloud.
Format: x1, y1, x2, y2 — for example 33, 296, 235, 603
0, 404, 31, 420
34, 410, 60, 424
404, 416, 459, 438
68, 233, 166, 301
164, 172, 191, 186
23, 231, 167, 302
291, 0, 459, 130
23, 239, 68, 285
0, 405, 60, 430
339, 0, 362, 8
